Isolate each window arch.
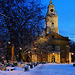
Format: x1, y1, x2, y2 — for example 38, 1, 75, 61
51, 9, 53, 12
52, 36, 54, 38
51, 22, 54, 27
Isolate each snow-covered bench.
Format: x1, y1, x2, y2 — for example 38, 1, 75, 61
6, 67, 15, 71
33, 62, 38, 67
0, 63, 6, 71
0, 66, 6, 71
18, 62, 29, 71
42, 61, 47, 64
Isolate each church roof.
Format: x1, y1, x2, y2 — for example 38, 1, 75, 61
45, 31, 70, 41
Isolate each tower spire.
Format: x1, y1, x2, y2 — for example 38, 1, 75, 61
50, 0, 53, 4
45, 0, 59, 34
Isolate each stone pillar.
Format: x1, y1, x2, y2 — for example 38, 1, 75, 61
69, 52, 71, 63
57, 52, 60, 63
50, 54, 52, 63
66, 45, 69, 62
48, 54, 50, 62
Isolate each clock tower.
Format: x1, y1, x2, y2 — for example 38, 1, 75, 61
45, 0, 59, 34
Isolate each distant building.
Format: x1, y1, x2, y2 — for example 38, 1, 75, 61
24, 1, 71, 63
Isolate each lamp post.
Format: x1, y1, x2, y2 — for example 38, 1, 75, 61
19, 47, 22, 61
71, 53, 74, 62
34, 48, 37, 62
6, 42, 11, 63
41, 50, 42, 63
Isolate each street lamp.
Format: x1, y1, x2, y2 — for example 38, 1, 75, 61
72, 53, 74, 55
8, 42, 11, 44
71, 53, 74, 62
53, 53, 55, 55
6, 41, 11, 62
19, 47, 22, 61
20, 47, 22, 50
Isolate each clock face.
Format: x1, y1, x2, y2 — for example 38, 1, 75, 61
51, 9, 53, 12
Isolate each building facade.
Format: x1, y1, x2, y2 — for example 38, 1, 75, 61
25, 1, 71, 63
31, 32, 71, 63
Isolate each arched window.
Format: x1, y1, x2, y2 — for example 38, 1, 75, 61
51, 22, 54, 27
52, 36, 54, 38
51, 9, 53, 12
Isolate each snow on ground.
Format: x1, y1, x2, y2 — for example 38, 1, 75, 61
0, 63, 75, 75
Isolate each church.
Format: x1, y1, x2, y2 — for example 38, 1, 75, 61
25, 1, 71, 63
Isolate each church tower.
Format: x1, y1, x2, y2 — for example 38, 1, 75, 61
45, 0, 59, 34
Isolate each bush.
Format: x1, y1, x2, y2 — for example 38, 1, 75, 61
42, 61, 47, 64
0, 66, 6, 71
30, 64, 33, 69
37, 62, 41, 64
34, 63, 36, 67
13, 63, 17, 66
24, 66, 29, 71
11, 68, 15, 71
73, 63, 75, 67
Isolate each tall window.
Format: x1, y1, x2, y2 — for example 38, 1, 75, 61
51, 22, 54, 27
52, 44, 55, 51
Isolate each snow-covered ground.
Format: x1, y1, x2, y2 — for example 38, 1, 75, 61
0, 63, 75, 75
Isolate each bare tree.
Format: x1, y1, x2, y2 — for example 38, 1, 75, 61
0, 0, 45, 60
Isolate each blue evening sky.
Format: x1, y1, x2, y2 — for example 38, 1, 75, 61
41, 0, 75, 41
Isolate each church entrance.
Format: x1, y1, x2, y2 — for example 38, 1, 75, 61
51, 55, 55, 63
32, 54, 37, 62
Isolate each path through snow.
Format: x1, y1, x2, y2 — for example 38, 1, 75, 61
0, 63, 75, 75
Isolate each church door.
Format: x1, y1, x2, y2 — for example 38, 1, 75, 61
51, 55, 55, 63
32, 55, 37, 62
